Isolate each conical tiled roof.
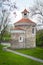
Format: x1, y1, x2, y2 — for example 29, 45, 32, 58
15, 18, 36, 24
22, 9, 29, 13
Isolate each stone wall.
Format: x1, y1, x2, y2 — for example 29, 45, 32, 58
25, 26, 36, 48
11, 25, 36, 49
11, 33, 25, 49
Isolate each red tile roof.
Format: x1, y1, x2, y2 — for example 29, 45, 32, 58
22, 9, 29, 13
13, 27, 24, 30
15, 18, 36, 24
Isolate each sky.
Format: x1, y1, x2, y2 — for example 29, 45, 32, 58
0, 0, 43, 26
11, 0, 35, 9
9, 0, 36, 24
0, 0, 43, 30
9, 0, 43, 25
15, 0, 35, 10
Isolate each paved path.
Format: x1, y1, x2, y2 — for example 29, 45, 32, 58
6, 48, 43, 63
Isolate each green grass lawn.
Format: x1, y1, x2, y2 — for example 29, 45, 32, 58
0, 45, 43, 65
15, 47, 43, 60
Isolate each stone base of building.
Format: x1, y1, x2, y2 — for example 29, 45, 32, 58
10, 42, 36, 49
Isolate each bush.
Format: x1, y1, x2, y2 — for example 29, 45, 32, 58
0, 31, 11, 42
36, 30, 43, 47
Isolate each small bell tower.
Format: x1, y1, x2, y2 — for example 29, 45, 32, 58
21, 9, 29, 18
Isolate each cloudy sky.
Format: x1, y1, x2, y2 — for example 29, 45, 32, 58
0, 0, 43, 25
9, 0, 36, 24
11, 0, 35, 9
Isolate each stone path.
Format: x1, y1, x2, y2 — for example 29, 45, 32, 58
6, 48, 43, 63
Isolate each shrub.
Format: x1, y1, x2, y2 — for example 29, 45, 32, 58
36, 30, 43, 47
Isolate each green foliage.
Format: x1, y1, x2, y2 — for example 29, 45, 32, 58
36, 30, 43, 47
0, 31, 11, 42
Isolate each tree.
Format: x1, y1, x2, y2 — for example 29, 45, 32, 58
0, 0, 17, 43
30, 0, 43, 26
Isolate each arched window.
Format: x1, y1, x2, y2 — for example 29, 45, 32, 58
20, 37, 21, 40
32, 28, 34, 34
19, 36, 23, 42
